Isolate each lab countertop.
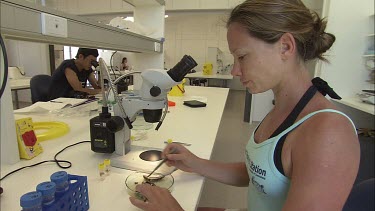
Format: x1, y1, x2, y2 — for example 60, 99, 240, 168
185, 72, 233, 80
9, 77, 32, 90
0, 86, 229, 211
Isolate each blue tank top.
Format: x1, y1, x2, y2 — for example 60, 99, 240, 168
245, 109, 356, 211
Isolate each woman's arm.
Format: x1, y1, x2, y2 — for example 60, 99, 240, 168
282, 112, 360, 211
164, 143, 249, 187
129, 143, 250, 211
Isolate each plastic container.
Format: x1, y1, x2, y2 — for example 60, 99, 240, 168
20, 191, 42, 211
36, 182, 56, 205
98, 163, 105, 180
104, 159, 111, 174
50, 171, 69, 193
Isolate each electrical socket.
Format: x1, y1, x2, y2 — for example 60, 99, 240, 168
154, 42, 161, 52
41, 13, 68, 37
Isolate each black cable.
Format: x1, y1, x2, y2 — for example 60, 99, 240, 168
0, 141, 90, 181
0, 34, 9, 98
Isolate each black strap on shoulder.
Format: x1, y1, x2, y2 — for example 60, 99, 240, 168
272, 85, 318, 175
270, 86, 318, 137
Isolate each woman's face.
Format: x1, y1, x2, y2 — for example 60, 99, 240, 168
227, 22, 284, 94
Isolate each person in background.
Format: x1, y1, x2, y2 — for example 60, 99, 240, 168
120, 57, 129, 71
49, 48, 101, 100
129, 0, 360, 211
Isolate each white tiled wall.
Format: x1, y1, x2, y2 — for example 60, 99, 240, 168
164, 12, 233, 71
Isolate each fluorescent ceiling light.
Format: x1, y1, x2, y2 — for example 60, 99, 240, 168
123, 15, 168, 22
123, 17, 134, 22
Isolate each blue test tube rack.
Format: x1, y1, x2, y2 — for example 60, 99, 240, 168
42, 174, 89, 211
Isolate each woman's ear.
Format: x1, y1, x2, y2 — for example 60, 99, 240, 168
279, 33, 296, 60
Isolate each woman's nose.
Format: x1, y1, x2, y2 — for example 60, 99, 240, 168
231, 62, 241, 76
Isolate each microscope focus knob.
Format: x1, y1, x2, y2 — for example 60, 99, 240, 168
150, 86, 161, 97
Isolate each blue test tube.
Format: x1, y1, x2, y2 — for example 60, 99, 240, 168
20, 191, 42, 211
50, 171, 69, 194
36, 181, 56, 205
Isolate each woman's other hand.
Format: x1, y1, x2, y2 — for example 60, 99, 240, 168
129, 184, 183, 211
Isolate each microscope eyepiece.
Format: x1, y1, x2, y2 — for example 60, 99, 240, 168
91, 60, 99, 68
167, 55, 197, 82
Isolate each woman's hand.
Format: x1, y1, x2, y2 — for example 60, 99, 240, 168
129, 184, 183, 211
162, 143, 201, 173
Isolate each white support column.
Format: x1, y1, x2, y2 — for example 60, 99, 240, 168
0, 62, 20, 165
133, 5, 165, 90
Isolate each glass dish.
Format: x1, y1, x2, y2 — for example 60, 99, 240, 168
125, 172, 174, 200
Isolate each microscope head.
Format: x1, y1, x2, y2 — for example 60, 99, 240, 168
139, 55, 197, 123
140, 55, 197, 100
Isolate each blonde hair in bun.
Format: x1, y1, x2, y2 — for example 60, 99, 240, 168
227, 0, 336, 62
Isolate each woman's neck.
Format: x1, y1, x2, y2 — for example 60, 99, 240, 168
272, 64, 313, 114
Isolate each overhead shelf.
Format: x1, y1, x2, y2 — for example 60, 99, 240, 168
0, 0, 163, 53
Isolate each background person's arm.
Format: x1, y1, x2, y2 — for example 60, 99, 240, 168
65, 68, 101, 95
88, 72, 101, 89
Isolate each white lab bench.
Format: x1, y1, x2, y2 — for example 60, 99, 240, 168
9, 77, 32, 109
185, 72, 233, 88
0, 86, 229, 211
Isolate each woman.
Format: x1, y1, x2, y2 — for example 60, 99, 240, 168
120, 57, 129, 70
129, 1, 360, 210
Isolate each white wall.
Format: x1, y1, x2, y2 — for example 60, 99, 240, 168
315, 0, 375, 129
5, 40, 50, 103
319, 0, 374, 97
164, 12, 231, 70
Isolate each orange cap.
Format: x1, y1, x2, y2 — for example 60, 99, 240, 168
168, 101, 176, 106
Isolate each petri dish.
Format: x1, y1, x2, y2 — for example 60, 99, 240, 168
125, 172, 174, 200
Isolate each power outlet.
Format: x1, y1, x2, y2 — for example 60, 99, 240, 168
41, 13, 68, 37
154, 42, 161, 52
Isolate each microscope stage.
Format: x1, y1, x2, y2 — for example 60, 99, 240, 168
110, 145, 175, 174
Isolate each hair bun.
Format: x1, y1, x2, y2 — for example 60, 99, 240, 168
307, 15, 336, 61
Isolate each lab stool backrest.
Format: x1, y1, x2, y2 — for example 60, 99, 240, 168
343, 178, 375, 211
30, 74, 52, 103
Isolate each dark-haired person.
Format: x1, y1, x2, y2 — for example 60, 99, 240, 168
120, 57, 129, 70
129, 0, 360, 211
49, 48, 101, 100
